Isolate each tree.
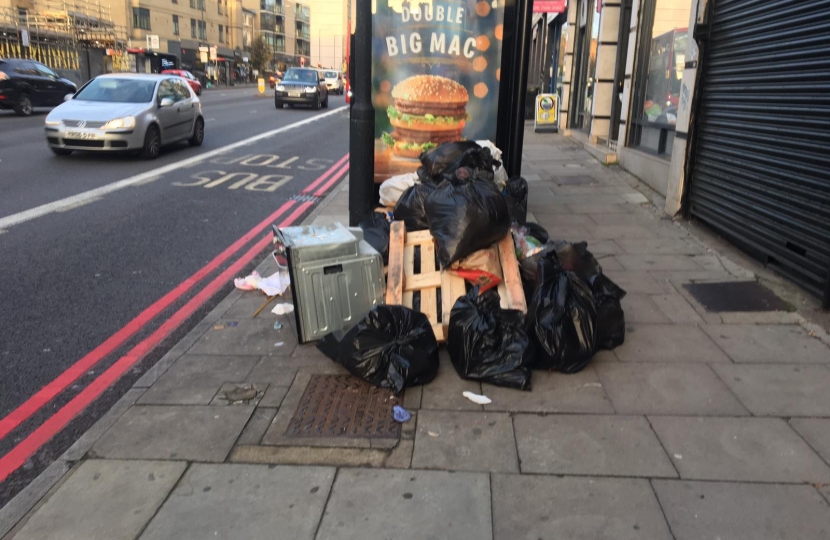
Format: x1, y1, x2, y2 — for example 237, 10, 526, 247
250, 36, 272, 73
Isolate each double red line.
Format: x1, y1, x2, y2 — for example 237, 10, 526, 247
0, 154, 350, 482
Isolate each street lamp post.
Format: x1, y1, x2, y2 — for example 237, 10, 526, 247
348, 0, 373, 226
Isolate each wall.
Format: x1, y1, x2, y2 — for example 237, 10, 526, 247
309, 0, 348, 69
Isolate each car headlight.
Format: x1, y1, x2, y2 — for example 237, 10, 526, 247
305, 86, 317, 93
45, 119, 61, 126
276, 85, 285, 91
102, 116, 136, 130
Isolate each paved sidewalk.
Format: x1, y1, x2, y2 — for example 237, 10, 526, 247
4, 129, 830, 540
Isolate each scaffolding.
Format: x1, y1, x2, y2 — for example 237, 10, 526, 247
0, 0, 128, 72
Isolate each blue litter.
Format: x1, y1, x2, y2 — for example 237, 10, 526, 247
273, 321, 283, 330
393, 405, 411, 423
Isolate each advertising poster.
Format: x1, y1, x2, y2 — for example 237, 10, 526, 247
372, 0, 506, 182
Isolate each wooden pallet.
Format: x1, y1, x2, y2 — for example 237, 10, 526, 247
385, 221, 527, 342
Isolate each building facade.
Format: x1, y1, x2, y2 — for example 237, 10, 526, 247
532, 0, 830, 306
308, 0, 352, 71
227, 0, 310, 71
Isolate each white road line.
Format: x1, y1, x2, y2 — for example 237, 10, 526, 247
0, 106, 348, 231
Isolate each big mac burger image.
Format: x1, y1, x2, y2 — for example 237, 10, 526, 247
382, 75, 469, 158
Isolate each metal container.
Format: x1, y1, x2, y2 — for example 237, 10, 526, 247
273, 223, 385, 343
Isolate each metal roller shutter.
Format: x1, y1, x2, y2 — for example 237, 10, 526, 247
688, 0, 830, 305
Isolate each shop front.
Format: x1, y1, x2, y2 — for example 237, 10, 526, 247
126, 48, 180, 73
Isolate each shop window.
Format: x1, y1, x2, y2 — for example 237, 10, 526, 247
173, 15, 179, 35
133, 8, 151, 31
628, 0, 692, 156
191, 18, 197, 38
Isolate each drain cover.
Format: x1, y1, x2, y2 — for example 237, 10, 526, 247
285, 375, 401, 439
683, 281, 792, 312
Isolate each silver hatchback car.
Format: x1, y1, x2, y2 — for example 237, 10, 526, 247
44, 73, 204, 159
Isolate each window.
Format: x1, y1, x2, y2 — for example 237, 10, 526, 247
628, 0, 692, 156
218, 0, 223, 14
172, 0, 177, 4
191, 18, 196, 38
173, 15, 179, 35
18, 8, 28, 25
133, 8, 151, 30
157, 80, 175, 103
33, 62, 58, 79
190, 0, 195, 7
198, 20, 206, 40
173, 80, 190, 101
197, 0, 205, 10
219, 24, 224, 43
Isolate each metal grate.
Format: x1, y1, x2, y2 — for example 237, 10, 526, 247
285, 375, 402, 439
683, 281, 792, 313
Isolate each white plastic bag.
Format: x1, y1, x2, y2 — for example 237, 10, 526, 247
379, 172, 419, 207
475, 140, 507, 189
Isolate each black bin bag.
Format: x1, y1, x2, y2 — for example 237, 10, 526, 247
503, 176, 529, 223
359, 212, 391, 265
527, 253, 598, 374
447, 287, 533, 390
425, 179, 510, 268
393, 183, 435, 231
418, 141, 482, 178
317, 305, 440, 394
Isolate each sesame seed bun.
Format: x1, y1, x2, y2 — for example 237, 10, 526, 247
391, 75, 469, 105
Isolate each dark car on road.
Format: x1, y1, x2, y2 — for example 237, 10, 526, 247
0, 58, 77, 116
274, 67, 328, 110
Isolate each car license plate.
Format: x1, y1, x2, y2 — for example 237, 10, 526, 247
65, 131, 97, 140
288, 92, 302, 97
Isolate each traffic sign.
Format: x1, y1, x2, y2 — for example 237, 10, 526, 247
146, 35, 160, 50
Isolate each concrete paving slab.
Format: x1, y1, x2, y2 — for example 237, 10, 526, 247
530, 223, 595, 241
602, 271, 673, 294
411, 411, 519, 472
567, 203, 635, 214
622, 294, 672, 323
616, 254, 701, 271
653, 480, 830, 540
137, 355, 259, 405
514, 414, 677, 477
615, 237, 707, 255
482, 368, 614, 413
257, 384, 289, 408
187, 317, 298, 356
492, 474, 673, 540
91, 405, 253, 462
712, 364, 830, 416
315, 468, 491, 540
701, 324, 830, 364
596, 363, 748, 416
593, 225, 660, 239
12, 460, 185, 540
532, 213, 597, 227
790, 418, 830, 464
138, 464, 334, 540
219, 292, 287, 320
650, 293, 705, 323
209, 382, 267, 405
421, 353, 483, 411
236, 407, 278, 445
588, 212, 656, 227
649, 416, 830, 482
245, 359, 299, 384
614, 324, 731, 363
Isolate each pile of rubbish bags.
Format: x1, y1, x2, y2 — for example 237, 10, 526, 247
323, 140, 628, 395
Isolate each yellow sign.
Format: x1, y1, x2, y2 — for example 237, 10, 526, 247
258, 78, 265, 94
534, 93, 559, 132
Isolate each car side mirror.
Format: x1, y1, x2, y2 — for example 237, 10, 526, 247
159, 97, 175, 107
64, 93, 74, 102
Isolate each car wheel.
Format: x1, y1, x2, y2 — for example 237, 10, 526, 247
140, 124, 161, 160
15, 94, 33, 116
189, 117, 205, 147
196, 87, 202, 96
50, 147, 72, 156
275, 100, 283, 109
313, 94, 320, 110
